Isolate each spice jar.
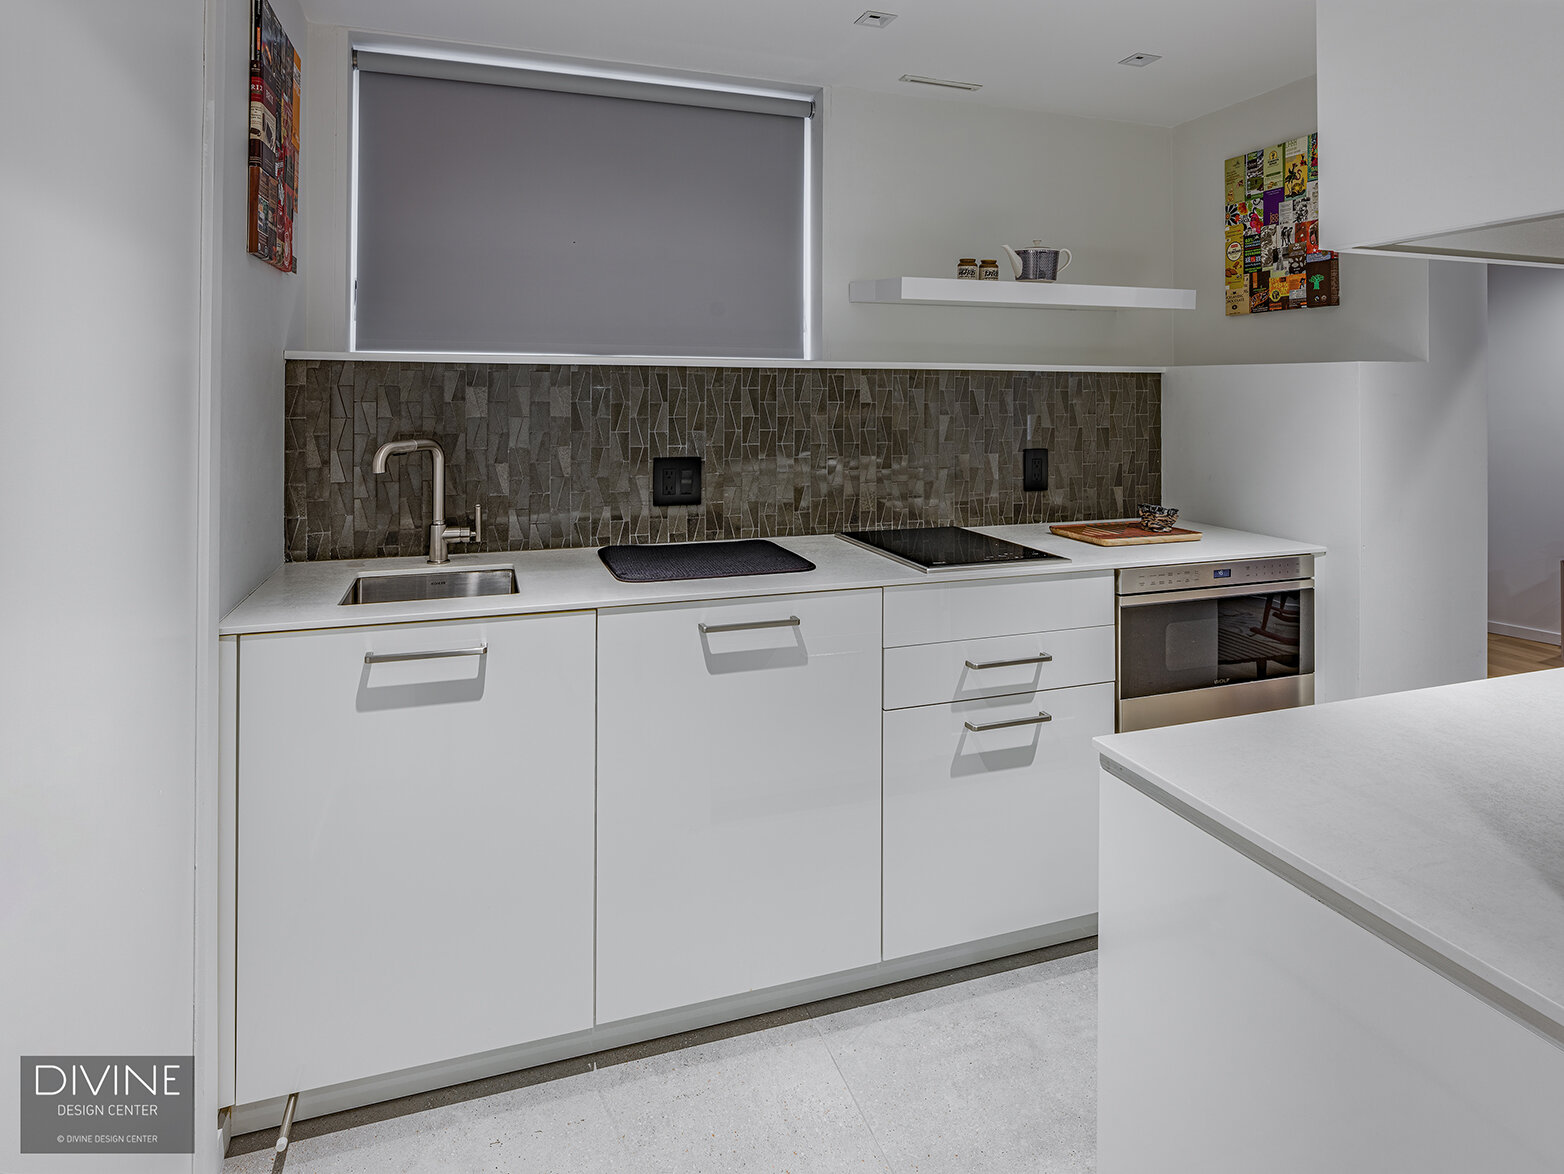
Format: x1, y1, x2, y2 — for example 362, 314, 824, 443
956, 258, 979, 280
979, 258, 1000, 281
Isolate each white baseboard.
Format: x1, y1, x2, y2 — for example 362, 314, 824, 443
1488, 620, 1561, 646
225, 916, 1095, 1138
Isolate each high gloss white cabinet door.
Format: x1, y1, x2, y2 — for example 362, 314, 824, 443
596, 590, 882, 1024
235, 612, 596, 1105
882, 682, 1114, 959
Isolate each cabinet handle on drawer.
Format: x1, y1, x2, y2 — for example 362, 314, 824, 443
364, 644, 488, 665
698, 616, 801, 635
964, 711, 1053, 733
964, 653, 1053, 670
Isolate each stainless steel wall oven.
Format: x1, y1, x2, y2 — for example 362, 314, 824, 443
1115, 556, 1315, 732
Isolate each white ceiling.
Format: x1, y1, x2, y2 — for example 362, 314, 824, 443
297, 0, 1318, 127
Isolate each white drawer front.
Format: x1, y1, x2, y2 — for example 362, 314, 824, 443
882, 682, 1113, 960
883, 624, 1115, 710
883, 572, 1113, 647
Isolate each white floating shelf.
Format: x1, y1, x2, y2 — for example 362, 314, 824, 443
849, 277, 1196, 311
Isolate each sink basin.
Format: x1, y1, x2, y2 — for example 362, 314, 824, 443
340, 568, 518, 605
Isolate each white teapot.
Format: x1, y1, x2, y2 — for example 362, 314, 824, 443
1002, 241, 1072, 282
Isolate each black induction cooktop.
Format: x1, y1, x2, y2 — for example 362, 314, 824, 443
838, 526, 1069, 572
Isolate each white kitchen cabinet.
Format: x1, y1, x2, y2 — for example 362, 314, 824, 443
235, 611, 595, 1105
883, 682, 1113, 959
596, 589, 882, 1023
881, 573, 1114, 960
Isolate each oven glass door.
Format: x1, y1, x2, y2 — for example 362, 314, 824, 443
1118, 582, 1314, 702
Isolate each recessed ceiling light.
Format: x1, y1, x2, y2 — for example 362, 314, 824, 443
898, 73, 982, 92
1118, 52, 1162, 67
854, 10, 898, 27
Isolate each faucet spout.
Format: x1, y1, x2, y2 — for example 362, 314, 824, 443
371, 438, 465, 564
371, 438, 423, 474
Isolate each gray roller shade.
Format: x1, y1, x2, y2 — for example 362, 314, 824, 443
354, 70, 809, 357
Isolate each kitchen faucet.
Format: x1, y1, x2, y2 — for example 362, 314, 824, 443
371, 439, 480, 564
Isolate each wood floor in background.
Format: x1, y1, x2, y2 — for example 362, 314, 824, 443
1488, 633, 1563, 678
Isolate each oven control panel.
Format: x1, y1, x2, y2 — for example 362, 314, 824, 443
1117, 555, 1313, 596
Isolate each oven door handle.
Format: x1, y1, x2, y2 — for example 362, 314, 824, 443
1116, 578, 1313, 607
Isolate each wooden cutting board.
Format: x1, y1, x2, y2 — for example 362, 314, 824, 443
1049, 520, 1202, 546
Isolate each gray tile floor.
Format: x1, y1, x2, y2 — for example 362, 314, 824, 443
226, 941, 1096, 1174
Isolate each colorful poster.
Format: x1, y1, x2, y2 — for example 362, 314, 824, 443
248, 0, 300, 273
1245, 150, 1265, 197
1305, 252, 1341, 307
1283, 136, 1309, 196
1224, 155, 1245, 207
1263, 144, 1284, 189
1224, 226, 1245, 286
1243, 231, 1262, 272
1249, 271, 1270, 313
1263, 188, 1284, 225
1224, 135, 1338, 317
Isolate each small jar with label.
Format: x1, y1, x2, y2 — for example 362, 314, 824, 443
979, 259, 1000, 281
956, 258, 979, 280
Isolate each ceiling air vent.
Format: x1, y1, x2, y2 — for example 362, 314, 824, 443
1117, 52, 1162, 67
854, 11, 898, 27
898, 74, 982, 92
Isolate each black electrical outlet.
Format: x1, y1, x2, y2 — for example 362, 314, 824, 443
1022, 447, 1049, 492
652, 455, 702, 506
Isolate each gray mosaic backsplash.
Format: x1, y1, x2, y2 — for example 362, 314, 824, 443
285, 361, 1160, 560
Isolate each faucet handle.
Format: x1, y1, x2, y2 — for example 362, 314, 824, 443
445, 504, 482, 547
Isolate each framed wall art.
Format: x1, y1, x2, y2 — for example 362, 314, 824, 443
1224, 133, 1337, 315
248, 0, 300, 272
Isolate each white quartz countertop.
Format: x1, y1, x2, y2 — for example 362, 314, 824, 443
1096, 669, 1564, 1049
219, 522, 1323, 635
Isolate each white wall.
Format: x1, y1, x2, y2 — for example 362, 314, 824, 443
214, 0, 306, 615
1163, 262, 1489, 702
1168, 75, 1430, 366
0, 3, 205, 1171
1487, 265, 1564, 645
819, 85, 1174, 366
1162, 363, 1366, 702
1317, 0, 1564, 248
1357, 262, 1488, 695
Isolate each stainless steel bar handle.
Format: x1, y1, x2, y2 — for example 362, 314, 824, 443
964, 653, 1053, 671
964, 711, 1053, 733
698, 616, 802, 635
364, 644, 488, 665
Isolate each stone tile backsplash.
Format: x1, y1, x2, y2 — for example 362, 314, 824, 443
284, 361, 1160, 560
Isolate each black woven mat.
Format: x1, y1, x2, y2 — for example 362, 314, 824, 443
599, 540, 816, 583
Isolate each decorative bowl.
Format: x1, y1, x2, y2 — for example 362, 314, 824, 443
1138, 504, 1180, 533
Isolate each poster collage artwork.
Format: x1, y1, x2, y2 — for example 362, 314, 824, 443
247, 0, 300, 272
1224, 133, 1338, 315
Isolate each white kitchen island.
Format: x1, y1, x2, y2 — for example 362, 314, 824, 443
1095, 669, 1564, 1173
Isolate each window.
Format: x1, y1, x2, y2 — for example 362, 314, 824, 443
352, 50, 815, 358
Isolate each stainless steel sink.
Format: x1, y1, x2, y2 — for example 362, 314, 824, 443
340, 568, 518, 605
